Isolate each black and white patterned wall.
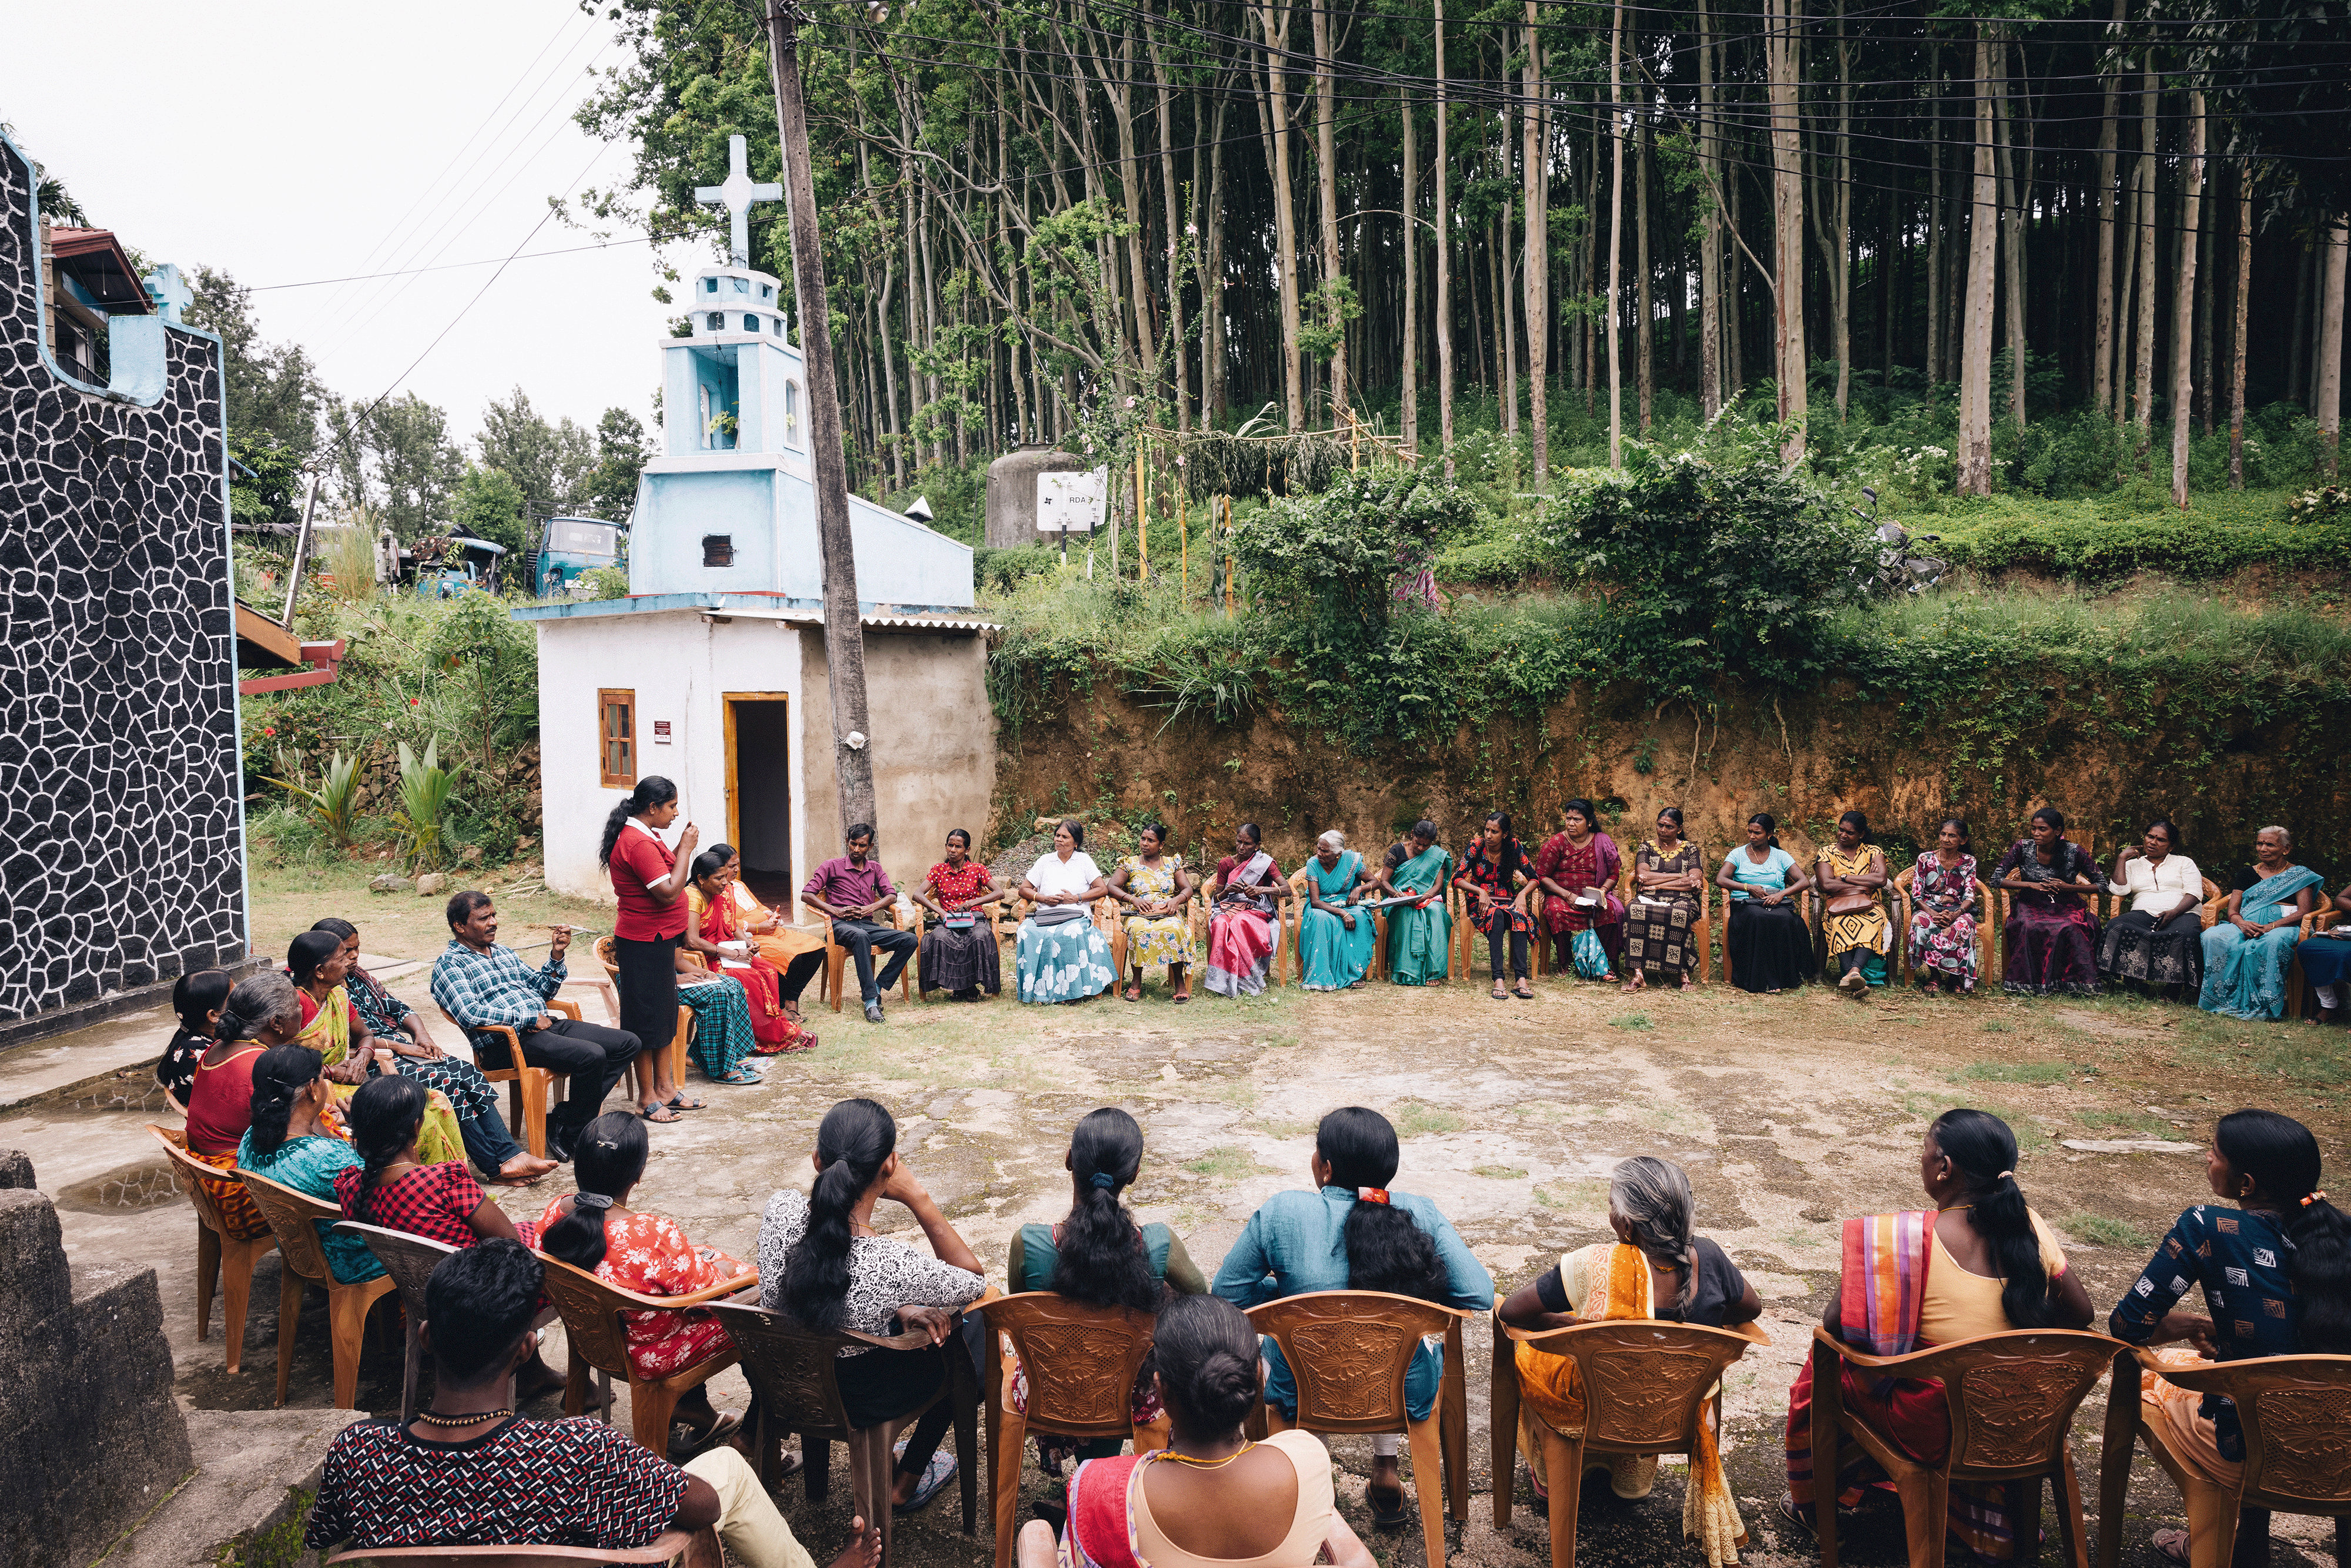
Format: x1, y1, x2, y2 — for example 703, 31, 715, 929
0, 134, 246, 1021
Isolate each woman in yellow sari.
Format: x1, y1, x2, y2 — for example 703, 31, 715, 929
1816, 810, 1891, 993
286, 931, 464, 1166
689, 842, 828, 1020
1499, 1156, 1760, 1566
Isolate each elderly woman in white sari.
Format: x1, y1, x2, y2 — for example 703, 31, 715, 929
1204, 823, 1291, 999
1017, 819, 1117, 1004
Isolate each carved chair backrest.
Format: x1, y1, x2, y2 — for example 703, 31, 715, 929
239, 1167, 340, 1285
148, 1124, 236, 1235
593, 936, 621, 979
707, 1301, 864, 1437
1515, 1320, 1754, 1452
335, 1221, 458, 1321
2149, 1353, 2351, 1513
538, 1251, 652, 1382
1245, 1291, 1463, 1435
981, 1292, 1158, 1440
1893, 1329, 2121, 1480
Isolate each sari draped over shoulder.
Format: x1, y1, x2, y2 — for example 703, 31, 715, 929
1784, 1211, 2019, 1561
2199, 865, 2324, 1020
1386, 843, 1453, 986
698, 891, 813, 1052
1517, 1244, 1748, 1566
1205, 852, 1282, 998
295, 986, 465, 1165
1298, 851, 1377, 991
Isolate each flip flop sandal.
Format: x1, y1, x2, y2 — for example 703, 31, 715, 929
1173, 991, 1191, 1004
2151, 1529, 2192, 1564
669, 1412, 742, 1460
891, 1440, 957, 1515
665, 1093, 709, 1111
640, 1101, 682, 1123
713, 1067, 763, 1086
1513, 985, 1535, 1000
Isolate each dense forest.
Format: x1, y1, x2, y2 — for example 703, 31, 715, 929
574, 0, 2351, 502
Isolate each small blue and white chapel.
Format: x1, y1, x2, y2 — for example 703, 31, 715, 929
516, 138, 992, 912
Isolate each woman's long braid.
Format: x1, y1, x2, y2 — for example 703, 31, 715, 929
782, 1099, 897, 1332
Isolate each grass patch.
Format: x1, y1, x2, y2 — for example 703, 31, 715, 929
2060, 1212, 2153, 1249
2072, 1108, 2178, 1136
1473, 1165, 1530, 1181
1952, 1060, 2074, 1084
1609, 1013, 1655, 1031
1391, 1100, 1466, 1137
1900, 1091, 2054, 1152
1184, 1145, 1271, 1181
1979, 1021, 2015, 1034
1535, 1179, 1608, 1212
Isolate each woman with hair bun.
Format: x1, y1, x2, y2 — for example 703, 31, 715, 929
1500, 1155, 1759, 1538
1295, 830, 1377, 992
237, 1045, 384, 1285
757, 1100, 987, 1513
1016, 1292, 1374, 1568
2098, 818, 2205, 998
2199, 826, 2323, 1021
157, 969, 233, 1109
1817, 810, 1892, 993
1213, 1107, 1493, 1528
1716, 813, 1813, 994
2110, 1109, 2351, 1566
286, 930, 467, 1165
1006, 1108, 1207, 1475
1531, 799, 1624, 986
1783, 1108, 2092, 1556
1992, 806, 2104, 996
1907, 818, 1985, 995
180, 970, 307, 1244
600, 776, 699, 1119
541, 1111, 747, 1448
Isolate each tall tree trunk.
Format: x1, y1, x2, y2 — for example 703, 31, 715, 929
2322, 220, 2349, 478
2095, 0, 2123, 418
1927, 53, 1944, 384
1310, 0, 1342, 424
1957, 31, 2000, 495
1497, 209, 1518, 433
1995, 51, 2026, 429
2229, 169, 2252, 488
1523, 1, 1549, 475
1637, 97, 1653, 436
1435, 0, 1455, 470
1252, 0, 1305, 428
1826, 0, 1853, 417
2132, 66, 2158, 455
2196, 185, 2215, 438
1698, 0, 1722, 418
1607, 0, 1626, 465
2171, 92, 2203, 508
1148, 26, 1188, 433
1402, 87, 1420, 453
2113, 116, 2141, 420
1726, 120, 1744, 394
1766, 0, 1808, 465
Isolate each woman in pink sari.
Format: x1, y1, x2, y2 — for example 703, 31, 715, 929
1533, 798, 1626, 981
1204, 823, 1290, 999
685, 849, 815, 1053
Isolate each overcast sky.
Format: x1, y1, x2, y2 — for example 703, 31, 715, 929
1, 1, 699, 450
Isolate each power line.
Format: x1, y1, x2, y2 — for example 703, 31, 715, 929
251, 237, 654, 292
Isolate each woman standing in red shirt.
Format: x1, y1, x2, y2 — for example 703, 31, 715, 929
599, 777, 701, 1122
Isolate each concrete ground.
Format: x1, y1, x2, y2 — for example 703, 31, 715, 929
7, 953, 2346, 1568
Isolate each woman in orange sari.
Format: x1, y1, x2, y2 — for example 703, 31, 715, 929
685, 849, 816, 1053
688, 842, 828, 1023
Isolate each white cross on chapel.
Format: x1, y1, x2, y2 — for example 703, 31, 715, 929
695, 135, 782, 269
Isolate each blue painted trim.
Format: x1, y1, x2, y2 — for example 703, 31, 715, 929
1, 127, 225, 407
507, 592, 980, 623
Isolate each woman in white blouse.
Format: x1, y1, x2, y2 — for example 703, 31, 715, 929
2097, 817, 2205, 997
1013, 819, 1117, 1004
759, 1097, 987, 1515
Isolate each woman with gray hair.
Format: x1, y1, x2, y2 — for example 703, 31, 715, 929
1298, 830, 1378, 990
2199, 825, 2323, 1019
1499, 1155, 1760, 1517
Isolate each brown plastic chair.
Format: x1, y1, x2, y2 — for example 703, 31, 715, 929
1808, 1325, 2122, 1568
149, 1124, 278, 1374
538, 1249, 756, 1455
1893, 863, 1997, 989
819, 907, 916, 1013
1245, 1291, 1471, 1568
1615, 856, 1712, 986
1278, 860, 1391, 988
325, 1529, 702, 1567
335, 1221, 460, 1422
438, 1001, 568, 1160
591, 938, 692, 1087
711, 1299, 982, 1568
977, 1293, 1163, 1568
1493, 1311, 1769, 1568
2097, 1347, 2351, 1568
239, 1166, 400, 1409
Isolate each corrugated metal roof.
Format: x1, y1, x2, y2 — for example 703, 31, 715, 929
699, 608, 1000, 634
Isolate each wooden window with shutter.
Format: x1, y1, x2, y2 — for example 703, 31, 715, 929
598, 689, 635, 789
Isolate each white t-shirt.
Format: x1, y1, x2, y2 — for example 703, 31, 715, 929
1026, 850, 1103, 899
2109, 852, 2202, 915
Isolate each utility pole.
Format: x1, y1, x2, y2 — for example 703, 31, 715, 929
765, 0, 877, 837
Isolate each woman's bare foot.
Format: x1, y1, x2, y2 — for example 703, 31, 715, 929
495, 1152, 558, 1184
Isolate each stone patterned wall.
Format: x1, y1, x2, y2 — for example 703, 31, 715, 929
0, 136, 246, 1022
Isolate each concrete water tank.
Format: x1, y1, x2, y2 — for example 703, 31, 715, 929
984, 442, 1092, 547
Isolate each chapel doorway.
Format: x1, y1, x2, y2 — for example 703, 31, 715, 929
724, 694, 793, 916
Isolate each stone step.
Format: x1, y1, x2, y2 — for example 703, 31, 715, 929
98, 1408, 368, 1568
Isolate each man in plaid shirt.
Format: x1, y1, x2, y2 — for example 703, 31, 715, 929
431, 890, 641, 1161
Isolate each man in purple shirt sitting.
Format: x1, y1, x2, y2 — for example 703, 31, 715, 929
801, 823, 916, 1023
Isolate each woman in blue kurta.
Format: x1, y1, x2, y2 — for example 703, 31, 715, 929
2199, 827, 2322, 1021
1298, 831, 1378, 991
1211, 1107, 1493, 1527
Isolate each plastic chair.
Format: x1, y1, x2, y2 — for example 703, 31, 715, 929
1807, 1325, 2122, 1568
239, 1166, 400, 1409
437, 1001, 570, 1161
711, 1299, 982, 1568
335, 1221, 460, 1422
909, 890, 1014, 1002
1492, 1310, 1769, 1567
977, 1293, 1164, 1568
2096, 1346, 2351, 1568
1244, 1291, 1471, 1568
1892, 863, 1997, 990
538, 1249, 756, 1455
1614, 855, 1712, 986
325, 1529, 701, 1567
589, 938, 693, 1094
148, 1124, 278, 1374
2290, 896, 2347, 1019
818, 908, 915, 1014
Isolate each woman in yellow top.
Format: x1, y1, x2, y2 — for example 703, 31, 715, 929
1783, 1109, 2093, 1562
285, 930, 465, 1167
1816, 810, 1892, 993
1499, 1157, 1760, 1564
686, 843, 828, 1020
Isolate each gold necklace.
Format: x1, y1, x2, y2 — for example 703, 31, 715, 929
1152, 1440, 1255, 1469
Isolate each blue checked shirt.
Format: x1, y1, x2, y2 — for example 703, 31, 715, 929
430, 939, 568, 1036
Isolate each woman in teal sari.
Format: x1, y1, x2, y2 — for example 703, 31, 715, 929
1298, 831, 1379, 990
1375, 819, 1452, 987
2199, 826, 2323, 1021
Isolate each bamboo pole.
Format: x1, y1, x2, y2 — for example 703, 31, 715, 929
1136, 441, 1149, 581
1179, 481, 1189, 598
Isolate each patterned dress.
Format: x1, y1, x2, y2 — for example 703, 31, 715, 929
1906, 852, 1981, 990
1819, 842, 1892, 986
534, 1199, 745, 1380
1117, 856, 1197, 970
1994, 839, 2102, 996
1456, 838, 1536, 939
347, 964, 510, 1130
674, 970, 760, 1083
337, 1161, 494, 1249
1624, 842, 1704, 979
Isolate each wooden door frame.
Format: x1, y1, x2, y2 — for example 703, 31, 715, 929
721, 692, 793, 916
